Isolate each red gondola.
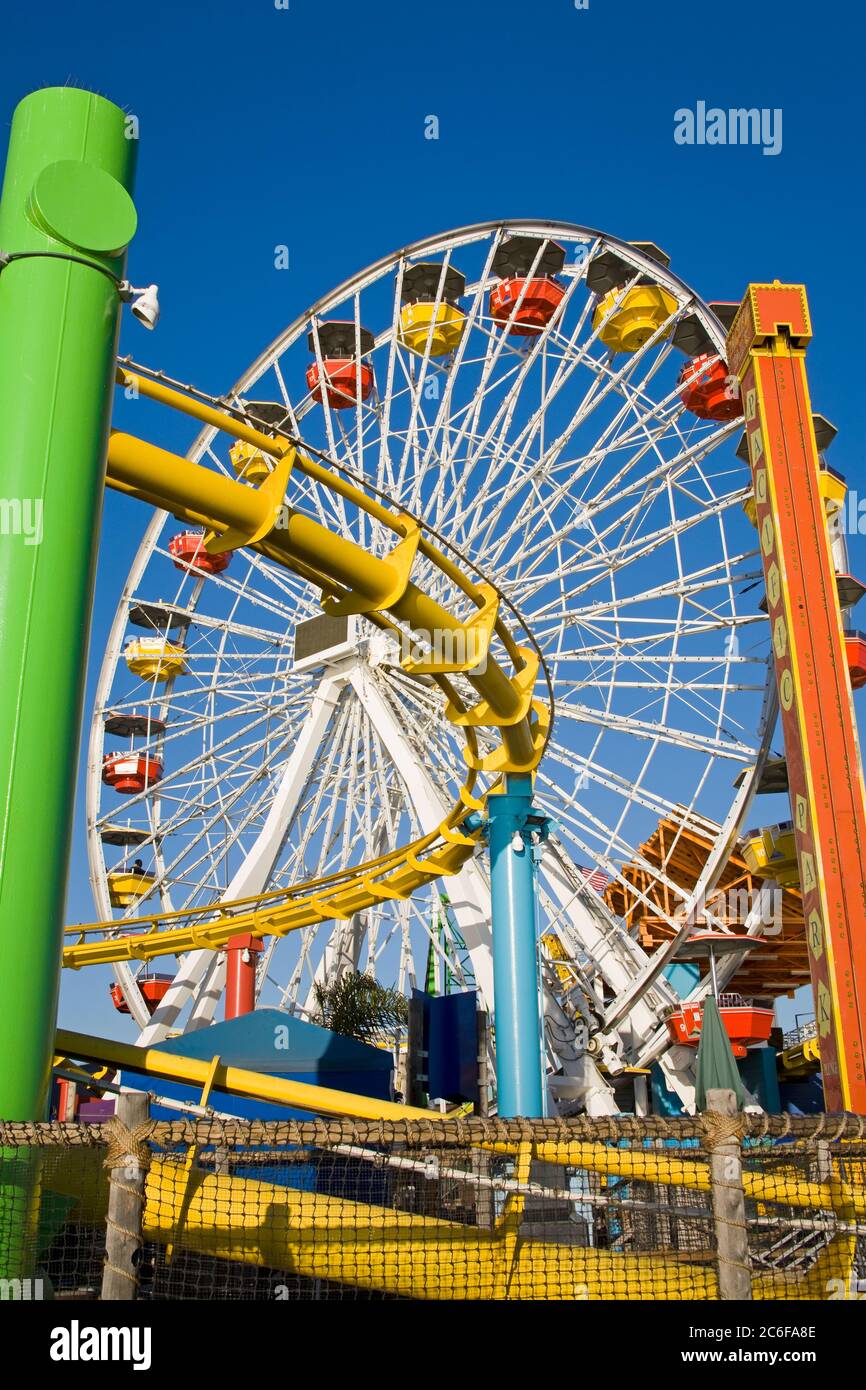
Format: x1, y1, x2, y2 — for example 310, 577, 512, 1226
845, 630, 866, 689
678, 354, 743, 421
169, 529, 231, 575
306, 321, 375, 409
102, 753, 163, 795
489, 234, 567, 337
110, 975, 174, 1016
489, 277, 566, 336
666, 993, 774, 1059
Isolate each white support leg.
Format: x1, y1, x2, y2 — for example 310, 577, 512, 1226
346, 663, 496, 1006
137, 673, 347, 1044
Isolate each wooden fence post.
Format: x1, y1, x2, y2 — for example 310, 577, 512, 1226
101, 1091, 150, 1300
705, 1087, 751, 1300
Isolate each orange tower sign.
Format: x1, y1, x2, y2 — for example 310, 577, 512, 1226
727, 283, 866, 1111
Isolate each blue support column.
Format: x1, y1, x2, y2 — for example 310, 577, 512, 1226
487, 773, 545, 1117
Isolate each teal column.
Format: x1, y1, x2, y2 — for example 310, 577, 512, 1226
487, 774, 545, 1117
0, 88, 137, 1124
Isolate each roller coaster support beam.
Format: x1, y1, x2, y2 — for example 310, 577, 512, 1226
487, 776, 546, 1117
0, 87, 136, 1283
727, 283, 866, 1111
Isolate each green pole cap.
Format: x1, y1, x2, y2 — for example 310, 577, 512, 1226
27, 159, 138, 257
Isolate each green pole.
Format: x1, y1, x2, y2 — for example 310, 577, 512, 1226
0, 86, 137, 1277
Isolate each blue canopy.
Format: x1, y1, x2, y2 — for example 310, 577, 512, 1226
121, 1008, 393, 1120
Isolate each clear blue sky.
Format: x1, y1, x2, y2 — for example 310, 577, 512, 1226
1, 0, 861, 1038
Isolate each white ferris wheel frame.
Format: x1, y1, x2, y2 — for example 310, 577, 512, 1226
85, 220, 775, 1110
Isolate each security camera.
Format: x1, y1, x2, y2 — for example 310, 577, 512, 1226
130, 283, 160, 330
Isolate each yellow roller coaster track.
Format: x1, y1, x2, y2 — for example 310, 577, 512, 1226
64, 367, 552, 972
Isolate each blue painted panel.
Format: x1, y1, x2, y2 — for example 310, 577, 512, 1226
740, 1046, 781, 1112
427, 989, 478, 1103
779, 1075, 825, 1114
650, 1060, 687, 1116
663, 961, 700, 999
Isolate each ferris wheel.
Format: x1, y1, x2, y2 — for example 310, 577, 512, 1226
86, 221, 771, 1099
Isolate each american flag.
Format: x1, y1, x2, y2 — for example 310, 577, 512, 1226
580, 865, 610, 893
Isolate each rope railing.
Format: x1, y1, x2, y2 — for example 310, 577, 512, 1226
3, 1111, 865, 1148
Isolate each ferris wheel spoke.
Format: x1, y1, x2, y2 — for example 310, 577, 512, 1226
115, 708, 305, 864
551, 659, 751, 762
526, 558, 761, 635
522, 312, 676, 479
268, 357, 301, 434
571, 416, 735, 522
404, 234, 506, 505
136, 734, 302, 905
96, 708, 294, 837
558, 644, 751, 742
420, 252, 588, 525
432, 287, 598, 542
553, 498, 753, 588
542, 737, 703, 829
555, 700, 756, 761
393, 247, 466, 499
570, 354, 686, 468
539, 775, 653, 876
457, 363, 694, 568
542, 773, 689, 893
535, 439, 742, 567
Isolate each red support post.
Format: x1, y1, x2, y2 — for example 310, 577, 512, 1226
224, 934, 264, 1021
